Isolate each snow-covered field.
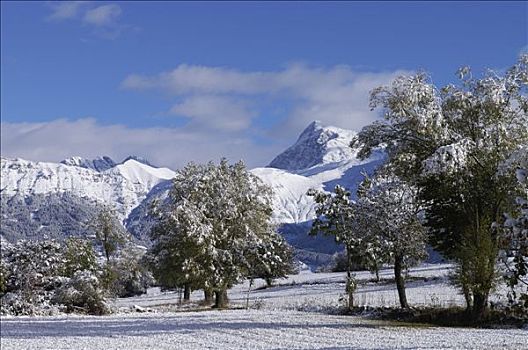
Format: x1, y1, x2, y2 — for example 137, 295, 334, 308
2, 264, 527, 350
2, 310, 527, 350
112, 264, 492, 311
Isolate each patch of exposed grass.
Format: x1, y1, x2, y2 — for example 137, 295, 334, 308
344, 306, 527, 329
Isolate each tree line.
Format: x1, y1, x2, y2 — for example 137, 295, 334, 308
309, 55, 527, 319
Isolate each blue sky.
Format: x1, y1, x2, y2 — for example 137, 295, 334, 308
1, 1, 526, 168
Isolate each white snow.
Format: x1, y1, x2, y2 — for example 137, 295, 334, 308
1, 264, 526, 350
253, 122, 385, 225
0, 157, 176, 219
2, 310, 526, 350
1, 122, 382, 230
251, 167, 322, 223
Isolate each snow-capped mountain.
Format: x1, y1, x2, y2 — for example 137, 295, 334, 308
61, 156, 117, 172
254, 121, 384, 225
1, 156, 175, 221
0, 122, 384, 265
269, 120, 358, 172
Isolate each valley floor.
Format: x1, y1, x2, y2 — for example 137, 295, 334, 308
2, 264, 527, 350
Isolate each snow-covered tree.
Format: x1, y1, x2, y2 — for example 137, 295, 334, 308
353, 55, 528, 317
358, 173, 427, 309
147, 159, 292, 308
63, 237, 98, 278
499, 147, 528, 310
308, 185, 386, 309
1, 240, 66, 315
53, 270, 108, 315
87, 205, 131, 295
89, 205, 128, 264
244, 228, 294, 287
105, 245, 152, 298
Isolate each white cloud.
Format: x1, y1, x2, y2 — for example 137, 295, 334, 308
4, 65, 408, 169
46, 2, 127, 39
122, 65, 271, 95
83, 4, 121, 27
0, 118, 281, 169
122, 64, 409, 136
47, 1, 89, 21
169, 95, 253, 132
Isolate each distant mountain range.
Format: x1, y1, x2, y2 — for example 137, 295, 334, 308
0, 121, 384, 266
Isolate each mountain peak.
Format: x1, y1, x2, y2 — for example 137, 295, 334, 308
121, 156, 155, 168
61, 156, 116, 172
268, 121, 357, 172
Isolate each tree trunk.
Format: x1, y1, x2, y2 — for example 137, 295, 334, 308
394, 255, 409, 309
246, 279, 254, 309
472, 292, 488, 320
375, 268, 380, 283
265, 277, 273, 287
183, 284, 191, 301
462, 285, 473, 313
346, 246, 354, 310
204, 289, 214, 304
214, 289, 228, 308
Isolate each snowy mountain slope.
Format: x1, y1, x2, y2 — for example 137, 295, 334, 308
0, 157, 175, 220
256, 122, 384, 226
250, 167, 322, 224
268, 120, 358, 172
61, 156, 117, 172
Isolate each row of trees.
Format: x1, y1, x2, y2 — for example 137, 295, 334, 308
1, 160, 294, 314
310, 55, 527, 318
0, 208, 151, 315
145, 159, 294, 308
309, 174, 426, 309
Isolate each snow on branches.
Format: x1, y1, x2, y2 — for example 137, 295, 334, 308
147, 159, 292, 307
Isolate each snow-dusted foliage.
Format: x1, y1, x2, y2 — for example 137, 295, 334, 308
309, 173, 427, 309
422, 139, 474, 175
353, 55, 528, 316
63, 237, 98, 278
499, 146, 528, 309
357, 174, 427, 308
0, 235, 147, 315
88, 205, 129, 264
147, 159, 293, 307
106, 245, 152, 298
1, 240, 66, 315
53, 270, 108, 315
309, 184, 384, 308
359, 175, 427, 263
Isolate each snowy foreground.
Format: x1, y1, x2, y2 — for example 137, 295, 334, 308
2, 264, 527, 350
2, 310, 527, 350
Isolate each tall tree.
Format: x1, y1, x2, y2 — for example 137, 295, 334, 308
499, 146, 528, 310
358, 173, 427, 309
90, 205, 128, 264
352, 55, 528, 317
147, 159, 292, 308
309, 185, 386, 309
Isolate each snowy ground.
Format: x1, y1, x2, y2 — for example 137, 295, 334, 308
2, 310, 527, 350
2, 264, 527, 350
112, 264, 493, 311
